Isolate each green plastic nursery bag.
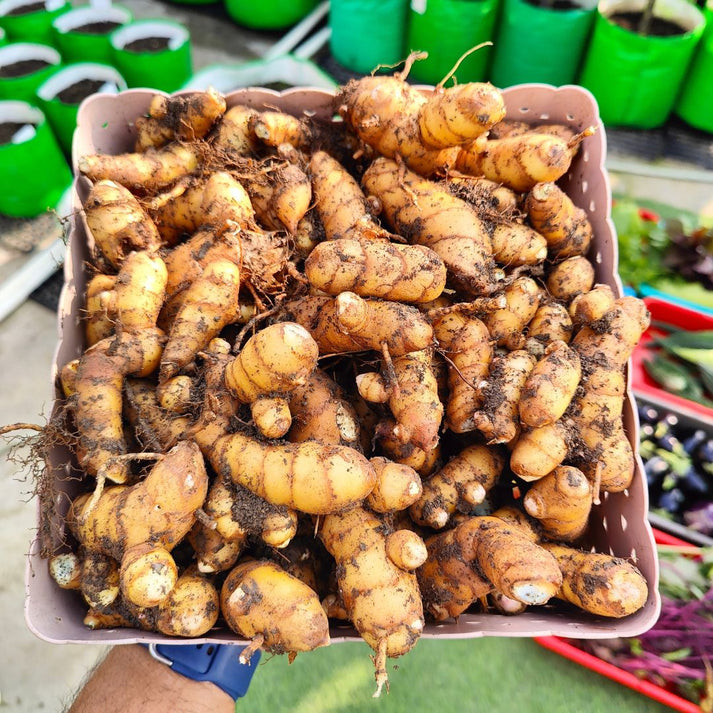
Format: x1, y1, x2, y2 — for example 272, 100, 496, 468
675, 4, 713, 133
406, 0, 500, 85
578, 0, 704, 128
110, 20, 192, 92
51, 4, 133, 65
0, 0, 68, 45
329, 0, 410, 74
0, 42, 61, 103
36, 62, 126, 155
489, 0, 596, 88
0, 101, 71, 216
225, 0, 319, 30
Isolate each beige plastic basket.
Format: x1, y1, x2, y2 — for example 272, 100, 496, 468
24, 84, 661, 647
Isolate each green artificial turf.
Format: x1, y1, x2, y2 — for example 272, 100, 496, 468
240, 637, 675, 713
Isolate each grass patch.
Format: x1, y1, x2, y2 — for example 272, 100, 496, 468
241, 637, 673, 712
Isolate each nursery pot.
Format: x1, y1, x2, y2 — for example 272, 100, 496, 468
675, 2, 713, 133
0, 41, 61, 102
0, 0, 68, 45
36, 62, 126, 154
406, 0, 500, 85
224, 0, 319, 30
578, 0, 705, 128
51, 4, 133, 64
329, 0, 409, 74
109, 20, 192, 92
489, 0, 597, 87
0, 100, 70, 216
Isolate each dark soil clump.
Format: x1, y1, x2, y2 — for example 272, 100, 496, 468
0, 121, 34, 144
6, 1, 45, 15
123, 36, 171, 53
72, 20, 121, 34
56, 78, 109, 104
0, 58, 51, 78
609, 11, 687, 36
525, 0, 582, 10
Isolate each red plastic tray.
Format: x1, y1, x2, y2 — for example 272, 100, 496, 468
535, 529, 704, 713
631, 296, 713, 420
534, 636, 701, 713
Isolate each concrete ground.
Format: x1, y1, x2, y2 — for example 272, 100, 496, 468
2, 3, 713, 710
0, 301, 89, 712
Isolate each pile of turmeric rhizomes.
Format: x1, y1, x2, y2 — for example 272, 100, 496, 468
30, 60, 653, 696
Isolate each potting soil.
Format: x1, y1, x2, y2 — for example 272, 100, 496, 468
123, 36, 172, 52
609, 11, 687, 36
71, 20, 122, 34
56, 78, 112, 104
0, 121, 34, 144
0, 59, 51, 78
5, 1, 45, 15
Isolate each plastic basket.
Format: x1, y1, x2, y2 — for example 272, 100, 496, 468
25, 84, 660, 648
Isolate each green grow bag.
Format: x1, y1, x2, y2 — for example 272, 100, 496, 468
329, 0, 409, 74
51, 4, 133, 65
0, 0, 68, 45
109, 20, 192, 93
578, 0, 704, 128
0, 100, 71, 216
406, 0, 500, 85
0, 41, 61, 103
224, 0, 319, 30
675, 4, 713, 133
36, 62, 126, 155
489, 0, 596, 88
